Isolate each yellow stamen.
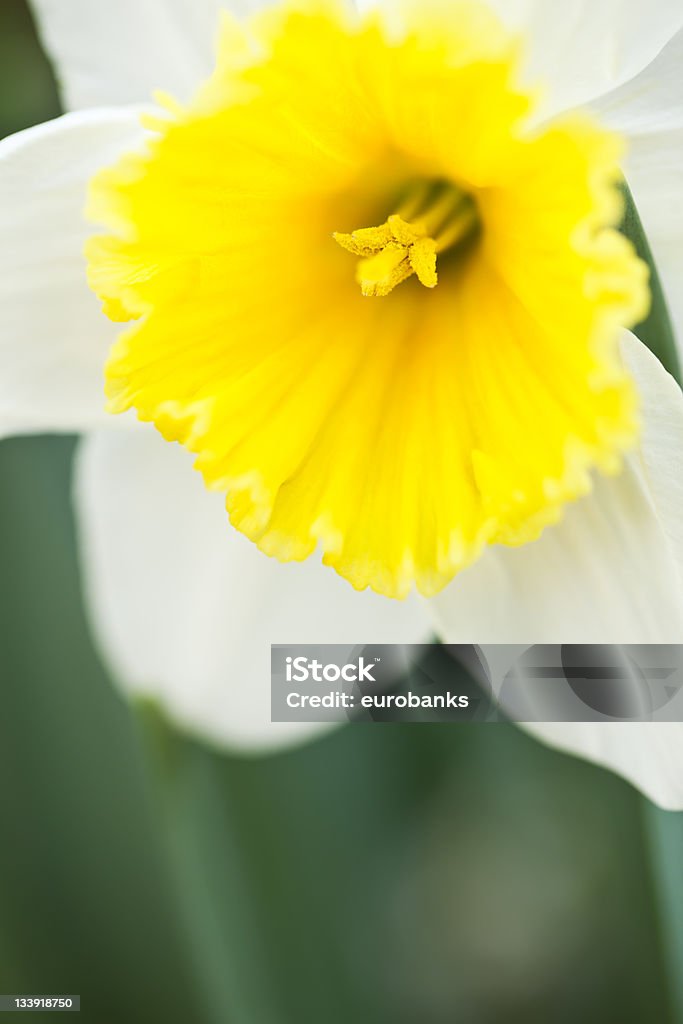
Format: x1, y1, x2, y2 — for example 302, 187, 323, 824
333, 182, 478, 297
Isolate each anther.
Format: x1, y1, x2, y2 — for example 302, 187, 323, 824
334, 180, 477, 297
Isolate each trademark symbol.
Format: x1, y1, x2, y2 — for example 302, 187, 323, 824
375, 657, 381, 662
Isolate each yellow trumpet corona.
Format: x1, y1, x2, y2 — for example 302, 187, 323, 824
86, 0, 649, 598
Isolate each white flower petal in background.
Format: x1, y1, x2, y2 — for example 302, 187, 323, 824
0, 108, 145, 440
74, 427, 430, 752
30, 0, 268, 111
592, 28, 683, 352
431, 335, 683, 808
486, 0, 683, 117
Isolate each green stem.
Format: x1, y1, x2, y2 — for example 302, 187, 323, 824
134, 701, 249, 1024
133, 701, 446, 1024
643, 802, 683, 1022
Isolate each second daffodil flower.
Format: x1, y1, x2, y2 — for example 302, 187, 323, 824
2, 0, 683, 804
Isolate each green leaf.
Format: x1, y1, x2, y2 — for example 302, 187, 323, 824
621, 184, 681, 385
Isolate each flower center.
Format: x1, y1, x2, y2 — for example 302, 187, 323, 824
333, 180, 479, 297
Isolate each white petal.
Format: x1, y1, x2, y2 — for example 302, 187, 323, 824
591, 28, 683, 353
73, 427, 430, 753
430, 335, 683, 808
485, 0, 683, 117
0, 109, 146, 440
30, 0, 268, 110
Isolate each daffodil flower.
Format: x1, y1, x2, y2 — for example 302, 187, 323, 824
2, 0, 683, 804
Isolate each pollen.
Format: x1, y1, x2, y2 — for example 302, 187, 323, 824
333, 182, 478, 296
86, 0, 650, 599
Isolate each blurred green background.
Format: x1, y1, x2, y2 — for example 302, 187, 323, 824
0, 2, 681, 1021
